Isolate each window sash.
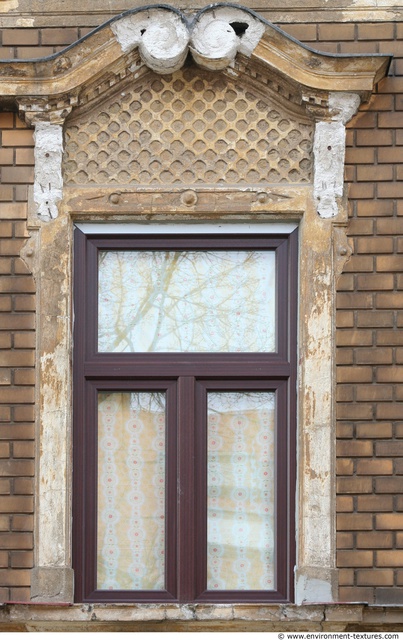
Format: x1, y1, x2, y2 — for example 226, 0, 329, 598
73, 228, 297, 603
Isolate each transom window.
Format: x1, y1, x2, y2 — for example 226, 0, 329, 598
73, 224, 297, 603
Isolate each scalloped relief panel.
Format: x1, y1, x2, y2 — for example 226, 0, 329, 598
63, 68, 314, 187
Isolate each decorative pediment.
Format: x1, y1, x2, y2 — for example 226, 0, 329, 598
0, 4, 390, 123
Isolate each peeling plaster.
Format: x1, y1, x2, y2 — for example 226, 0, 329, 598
111, 11, 189, 74
313, 92, 360, 219
0, 0, 18, 12
33, 123, 63, 221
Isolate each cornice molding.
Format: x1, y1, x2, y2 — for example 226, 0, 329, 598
0, 3, 391, 123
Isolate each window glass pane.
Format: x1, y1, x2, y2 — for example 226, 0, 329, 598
207, 391, 276, 590
98, 250, 276, 352
97, 391, 166, 590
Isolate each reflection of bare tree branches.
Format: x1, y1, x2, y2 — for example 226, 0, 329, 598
208, 391, 275, 415
99, 391, 166, 414
98, 250, 276, 352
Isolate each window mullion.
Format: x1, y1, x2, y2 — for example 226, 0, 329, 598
177, 375, 196, 603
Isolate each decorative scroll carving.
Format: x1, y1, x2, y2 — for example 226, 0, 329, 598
64, 68, 314, 187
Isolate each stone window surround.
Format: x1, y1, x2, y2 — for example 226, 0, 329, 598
0, 3, 390, 609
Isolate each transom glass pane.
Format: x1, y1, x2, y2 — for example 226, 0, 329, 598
98, 250, 276, 352
97, 391, 166, 590
207, 391, 276, 590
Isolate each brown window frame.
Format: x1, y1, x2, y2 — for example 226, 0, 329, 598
73, 227, 298, 603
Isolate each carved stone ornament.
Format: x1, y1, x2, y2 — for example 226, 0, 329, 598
0, 4, 391, 221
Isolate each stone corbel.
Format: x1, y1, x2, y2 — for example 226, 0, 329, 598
17, 99, 74, 221
306, 92, 361, 219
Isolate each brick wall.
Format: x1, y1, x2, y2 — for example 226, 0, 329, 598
0, 18, 402, 604
0, 113, 35, 602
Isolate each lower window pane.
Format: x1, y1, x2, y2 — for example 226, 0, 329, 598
97, 391, 166, 590
207, 392, 276, 591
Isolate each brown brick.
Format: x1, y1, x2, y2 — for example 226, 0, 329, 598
318, 23, 355, 40
13, 405, 35, 422
340, 41, 378, 55
14, 370, 35, 386
0, 149, 14, 166
2, 29, 39, 46
0, 335, 12, 349
347, 219, 374, 236
357, 274, 394, 291
337, 385, 354, 402
338, 292, 374, 309
357, 495, 393, 512
0, 516, 9, 531
10, 586, 30, 602
356, 130, 393, 146
378, 183, 403, 199
378, 77, 403, 94
336, 458, 354, 476
343, 256, 373, 272
1, 130, 34, 147
41, 27, 79, 45
378, 148, 403, 163
376, 441, 403, 457
379, 112, 403, 129
0, 550, 8, 567
0, 496, 33, 513
357, 570, 394, 587
356, 531, 393, 549
0, 569, 30, 586
0, 387, 34, 404
1, 166, 34, 184
11, 515, 33, 532
345, 148, 375, 164
0, 407, 11, 422
356, 311, 393, 328
14, 477, 34, 495
336, 495, 354, 512
0, 426, 25, 443
336, 330, 373, 347
337, 367, 372, 384
337, 477, 372, 494
0, 460, 34, 477
15, 148, 35, 166
337, 404, 373, 421
0, 186, 14, 202
394, 460, 403, 475
14, 296, 36, 312
377, 550, 403, 567
337, 440, 373, 457
338, 568, 354, 586
338, 586, 374, 603
377, 330, 403, 346
10, 550, 33, 569
0, 113, 15, 128
0, 478, 10, 494
356, 386, 393, 402
0, 442, 10, 458
356, 423, 393, 439
337, 532, 354, 549
397, 533, 403, 548
356, 200, 393, 218
336, 350, 354, 365
357, 23, 394, 40
14, 333, 35, 349
337, 550, 373, 567
337, 274, 354, 291
0, 277, 35, 294
376, 405, 403, 420
0, 203, 28, 220
337, 423, 354, 438
0, 351, 35, 367
336, 311, 354, 328
377, 293, 403, 309
355, 348, 393, 365
357, 165, 393, 181
376, 513, 403, 530
375, 477, 403, 493
14, 222, 30, 240
0, 369, 11, 385
13, 441, 34, 458
356, 459, 393, 475
337, 513, 372, 531
349, 183, 376, 199
356, 237, 394, 254
15, 46, 54, 59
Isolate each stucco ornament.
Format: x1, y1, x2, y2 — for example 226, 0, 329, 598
313, 92, 361, 218
33, 122, 64, 220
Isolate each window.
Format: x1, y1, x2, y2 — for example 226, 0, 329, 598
73, 224, 297, 603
